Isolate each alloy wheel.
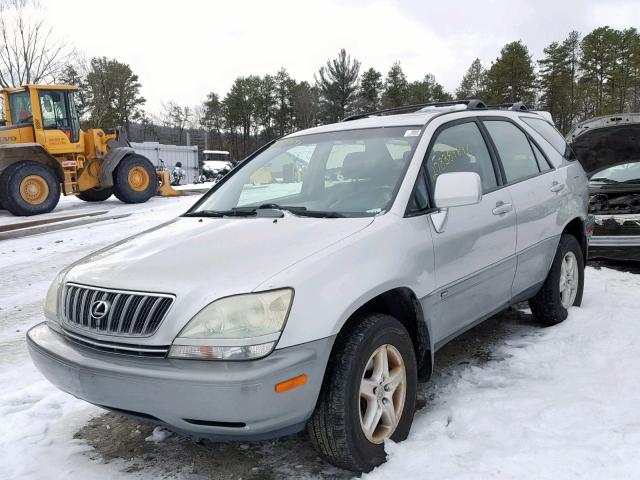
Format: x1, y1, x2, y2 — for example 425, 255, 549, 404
358, 344, 407, 444
559, 251, 579, 309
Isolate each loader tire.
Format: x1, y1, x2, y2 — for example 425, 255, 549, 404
77, 187, 113, 202
112, 154, 157, 204
0, 161, 60, 216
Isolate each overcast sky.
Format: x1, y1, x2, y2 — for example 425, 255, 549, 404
40, 0, 640, 112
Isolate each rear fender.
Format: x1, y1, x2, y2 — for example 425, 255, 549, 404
0, 143, 64, 182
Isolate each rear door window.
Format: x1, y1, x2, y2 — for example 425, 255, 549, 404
484, 120, 540, 183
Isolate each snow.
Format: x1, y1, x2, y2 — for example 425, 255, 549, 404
0, 195, 198, 480
145, 427, 172, 444
1, 192, 640, 479
368, 267, 640, 480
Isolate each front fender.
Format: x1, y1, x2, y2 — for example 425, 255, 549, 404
256, 214, 437, 353
99, 147, 136, 187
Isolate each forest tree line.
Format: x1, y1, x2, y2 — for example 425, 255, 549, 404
0, 2, 638, 159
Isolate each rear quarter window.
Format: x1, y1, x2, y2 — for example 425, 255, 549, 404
521, 117, 570, 158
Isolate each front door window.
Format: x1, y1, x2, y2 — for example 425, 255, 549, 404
39, 90, 79, 142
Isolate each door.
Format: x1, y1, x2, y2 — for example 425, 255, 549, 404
422, 120, 517, 344
482, 119, 564, 297
38, 90, 83, 155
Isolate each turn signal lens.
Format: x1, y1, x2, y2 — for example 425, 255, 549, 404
275, 374, 308, 394
168, 341, 275, 360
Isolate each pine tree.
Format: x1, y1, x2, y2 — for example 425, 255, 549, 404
357, 67, 383, 112
315, 49, 361, 123
381, 61, 409, 108
84, 57, 146, 134
407, 74, 452, 104
538, 39, 575, 132
580, 27, 619, 115
273, 68, 296, 137
486, 41, 536, 105
456, 59, 488, 99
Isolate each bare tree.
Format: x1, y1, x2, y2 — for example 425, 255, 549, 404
159, 101, 192, 144
0, 0, 70, 87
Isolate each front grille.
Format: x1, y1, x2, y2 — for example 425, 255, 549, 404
62, 283, 174, 337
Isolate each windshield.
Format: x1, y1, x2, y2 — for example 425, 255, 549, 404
591, 162, 640, 184
9, 91, 32, 124
190, 126, 421, 217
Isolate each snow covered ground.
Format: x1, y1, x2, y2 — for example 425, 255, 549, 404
1, 194, 640, 479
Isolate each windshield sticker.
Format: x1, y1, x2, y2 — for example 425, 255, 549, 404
404, 129, 421, 137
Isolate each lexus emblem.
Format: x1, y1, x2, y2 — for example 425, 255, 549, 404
90, 300, 111, 320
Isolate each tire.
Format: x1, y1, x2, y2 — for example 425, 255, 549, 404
77, 187, 113, 202
308, 314, 417, 472
529, 234, 584, 326
112, 154, 157, 204
0, 161, 60, 216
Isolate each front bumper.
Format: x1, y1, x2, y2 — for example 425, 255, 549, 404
27, 322, 334, 441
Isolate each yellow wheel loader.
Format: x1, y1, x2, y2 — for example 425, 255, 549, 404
0, 84, 180, 217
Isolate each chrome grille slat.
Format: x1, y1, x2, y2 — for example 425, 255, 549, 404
139, 297, 162, 334
70, 286, 80, 322
105, 293, 121, 332
128, 296, 147, 334
79, 289, 90, 327
61, 283, 174, 338
116, 295, 135, 333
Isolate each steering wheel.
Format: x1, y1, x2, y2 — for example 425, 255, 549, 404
327, 185, 394, 211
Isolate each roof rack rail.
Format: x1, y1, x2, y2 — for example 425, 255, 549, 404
342, 99, 487, 122
486, 102, 529, 112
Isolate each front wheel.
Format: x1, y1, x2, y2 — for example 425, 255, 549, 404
112, 154, 157, 204
529, 234, 584, 326
307, 314, 417, 472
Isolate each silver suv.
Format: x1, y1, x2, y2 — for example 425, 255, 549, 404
28, 101, 590, 472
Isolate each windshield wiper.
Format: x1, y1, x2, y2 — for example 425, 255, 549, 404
257, 203, 308, 212
185, 205, 348, 219
590, 177, 618, 183
184, 207, 257, 217
619, 178, 640, 184
292, 210, 347, 218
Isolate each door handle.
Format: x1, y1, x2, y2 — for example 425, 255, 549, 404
550, 182, 565, 193
492, 201, 513, 215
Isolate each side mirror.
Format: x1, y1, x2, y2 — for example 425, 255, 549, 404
434, 172, 482, 208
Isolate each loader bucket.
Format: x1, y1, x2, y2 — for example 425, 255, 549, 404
156, 171, 182, 197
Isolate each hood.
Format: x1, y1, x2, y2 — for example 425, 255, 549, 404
65, 214, 374, 298
568, 114, 640, 177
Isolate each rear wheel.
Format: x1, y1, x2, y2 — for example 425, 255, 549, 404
0, 161, 60, 216
77, 187, 113, 202
529, 234, 584, 326
308, 314, 417, 472
112, 154, 157, 204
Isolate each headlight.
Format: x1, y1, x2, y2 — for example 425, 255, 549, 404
43, 272, 65, 320
169, 289, 293, 360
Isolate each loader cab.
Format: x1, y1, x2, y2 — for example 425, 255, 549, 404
37, 89, 81, 143
3, 85, 83, 153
